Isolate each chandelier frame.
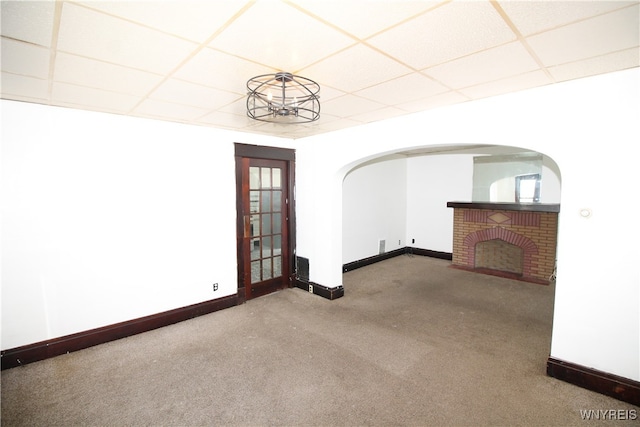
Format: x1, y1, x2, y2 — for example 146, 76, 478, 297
246, 72, 320, 123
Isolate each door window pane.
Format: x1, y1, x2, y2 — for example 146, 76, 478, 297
251, 260, 261, 284
250, 191, 260, 213
273, 213, 281, 234
250, 214, 260, 237
261, 168, 271, 189
274, 256, 282, 278
273, 190, 282, 212
262, 258, 272, 280
272, 169, 281, 188
274, 235, 282, 256
262, 214, 271, 235
250, 167, 260, 190
261, 191, 271, 213
263, 236, 272, 258
251, 239, 260, 260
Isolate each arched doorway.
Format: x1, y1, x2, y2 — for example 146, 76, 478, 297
341, 144, 560, 270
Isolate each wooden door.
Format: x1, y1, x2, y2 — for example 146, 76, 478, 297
235, 145, 295, 301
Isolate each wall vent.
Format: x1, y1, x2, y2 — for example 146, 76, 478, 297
296, 256, 309, 282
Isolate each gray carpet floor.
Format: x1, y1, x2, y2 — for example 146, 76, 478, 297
1, 255, 637, 426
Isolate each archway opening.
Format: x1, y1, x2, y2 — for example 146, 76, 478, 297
341, 144, 560, 270
340, 142, 561, 382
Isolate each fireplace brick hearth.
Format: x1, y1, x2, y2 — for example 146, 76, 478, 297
447, 202, 560, 284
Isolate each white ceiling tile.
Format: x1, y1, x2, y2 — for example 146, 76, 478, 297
368, 0, 516, 69
314, 117, 363, 133
0, 93, 48, 105
1, 0, 637, 140
150, 78, 242, 110
256, 129, 290, 137
322, 94, 386, 117
134, 98, 210, 121
396, 91, 469, 113
355, 72, 448, 105
76, 1, 247, 43
1, 38, 50, 79
219, 96, 251, 116
54, 53, 164, 96
458, 70, 552, 100
57, 3, 198, 74
349, 106, 407, 124
249, 121, 306, 136
499, 1, 636, 36
294, 0, 442, 39
208, 0, 355, 71
52, 82, 141, 112
1, 72, 49, 100
0, 0, 55, 47
315, 84, 346, 103
549, 48, 640, 83
276, 122, 324, 138
197, 110, 255, 129
276, 129, 314, 139
173, 47, 272, 93
302, 44, 412, 93
527, 4, 640, 66
309, 112, 343, 125
425, 42, 540, 88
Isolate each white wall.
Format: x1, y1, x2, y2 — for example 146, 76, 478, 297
1, 101, 290, 349
344, 151, 560, 257
296, 68, 640, 381
541, 158, 562, 203
406, 154, 472, 252
2, 68, 638, 384
342, 155, 407, 264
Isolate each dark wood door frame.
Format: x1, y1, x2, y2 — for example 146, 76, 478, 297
235, 143, 296, 303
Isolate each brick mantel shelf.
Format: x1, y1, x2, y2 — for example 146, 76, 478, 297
446, 201, 560, 213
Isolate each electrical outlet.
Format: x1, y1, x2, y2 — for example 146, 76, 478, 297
308, 284, 313, 293
213, 283, 219, 292
399, 240, 401, 245
412, 238, 415, 244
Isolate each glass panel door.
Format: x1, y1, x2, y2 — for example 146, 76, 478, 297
235, 144, 294, 302
238, 157, 289, 300
249, 165, 284, 284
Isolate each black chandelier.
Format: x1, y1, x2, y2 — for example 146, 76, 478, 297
246, 72, 320, 123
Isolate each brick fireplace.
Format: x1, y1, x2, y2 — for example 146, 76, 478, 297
447, 202, 559, 284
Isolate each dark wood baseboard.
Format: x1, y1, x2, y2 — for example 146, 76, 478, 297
299, 247, 451, 299
343, 247, 452, 272
294, 279, 344, 300
1, 294, 239, 370
408, 247, 453, 260
547, 357, 640, 406
343, 248, 406, 272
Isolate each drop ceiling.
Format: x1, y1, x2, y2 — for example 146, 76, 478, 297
1, 0, 638, 139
